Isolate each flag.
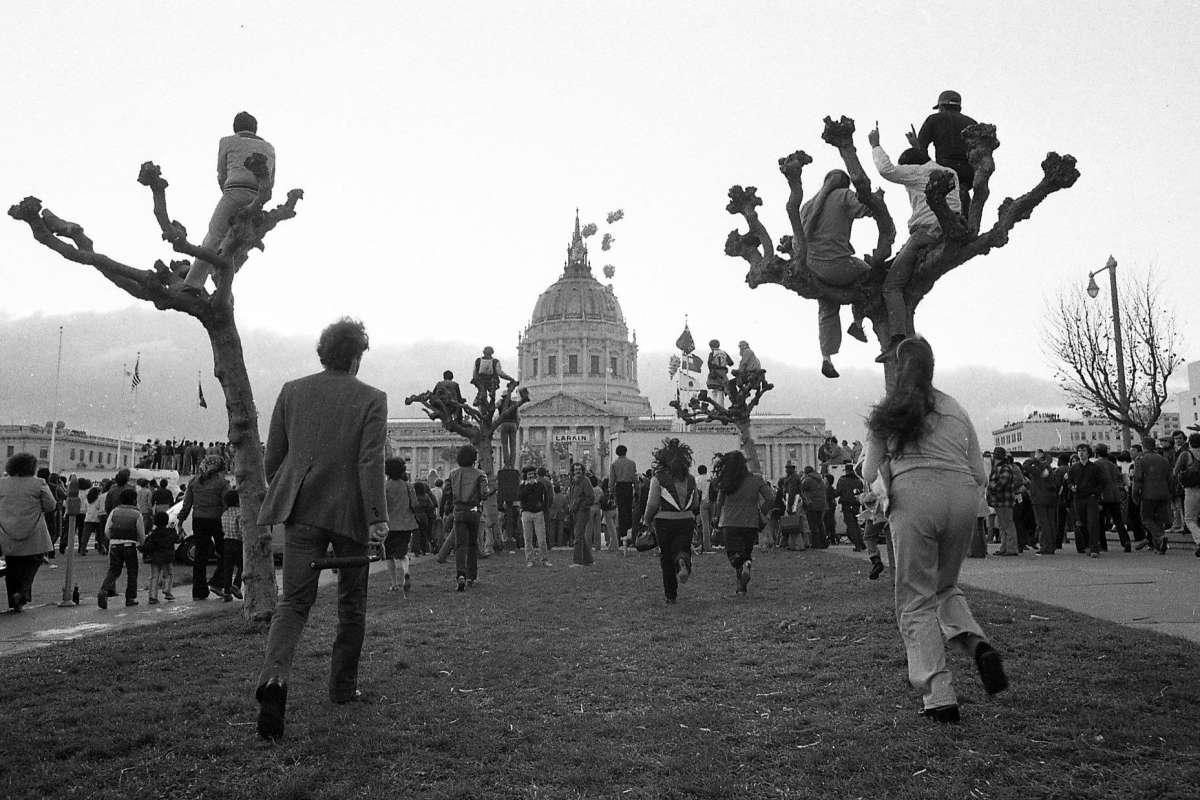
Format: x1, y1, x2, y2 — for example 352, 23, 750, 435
675, 324, 695, 354
130, 355, 141, 391
198, 378, 207, 409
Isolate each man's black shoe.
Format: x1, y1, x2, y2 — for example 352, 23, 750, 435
919, 704, 960, 724
846, 322, 868, 343
97, 591, 107, 610
456, 576, 466, 592
875, 334, 905, 364
974, 642, 1009, 695
821, 361, 839, 379
256, 679, 287, 740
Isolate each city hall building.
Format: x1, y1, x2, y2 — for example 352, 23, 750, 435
387, 214, 828, 481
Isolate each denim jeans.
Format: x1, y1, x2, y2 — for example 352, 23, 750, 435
191, 516, 223, 598
184, 187, 258, 288
453, 510, 481, 580
521, 510, 549, 563
101, 543, 140, 601
655, 517, 694, 600
257, 523, 368, 701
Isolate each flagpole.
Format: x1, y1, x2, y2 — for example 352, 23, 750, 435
48, 326, 63, 473
128, 352, 140, 469
116, 364, 124, 468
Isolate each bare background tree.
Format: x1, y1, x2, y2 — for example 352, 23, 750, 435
1044, 269, 1183, 442
9, 156, 303, 622
726, 116, 1079, 383
405, 383, 530, 551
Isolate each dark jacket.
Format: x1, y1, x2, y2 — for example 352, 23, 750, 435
799, 473, 827, 512
1132, 452, 1172, 501
143, 525, 180, 566
181, 473, 229, 521
258, 369, 389, 541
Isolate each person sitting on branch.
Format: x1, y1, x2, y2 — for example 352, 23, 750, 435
706, 339, 733, 406
908, 89, 977, 215
799, 169, 872, 379
870, 123, 960, 363
729, 340, 765, 396
471, 346, 515, 406
183, 111, 276, 294
431, 370, 465, 423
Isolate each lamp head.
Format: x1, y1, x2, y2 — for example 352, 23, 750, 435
1086, 274, 1100, 299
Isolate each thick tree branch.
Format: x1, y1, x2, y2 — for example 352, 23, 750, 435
821, 115, 896, 265
725, 186, 773, 264
137, 161, 228, 268
963, 123, 999, 236
778, 150, 812, 263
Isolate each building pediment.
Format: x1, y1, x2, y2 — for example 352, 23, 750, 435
521, 392, 614, 418
758, 423, 826, 439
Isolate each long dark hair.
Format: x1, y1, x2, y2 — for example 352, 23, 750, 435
866, 336, 938, 456
715, 450, 749, 494
651, 438, 693, 480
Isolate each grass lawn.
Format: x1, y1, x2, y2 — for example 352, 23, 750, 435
3, 546, 1199, 799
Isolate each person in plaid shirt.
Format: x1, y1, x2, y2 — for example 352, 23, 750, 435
220, 489, 243, 601
987, 447, 1019, 556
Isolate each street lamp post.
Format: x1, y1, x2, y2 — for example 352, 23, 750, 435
1086, 255, 1130, 451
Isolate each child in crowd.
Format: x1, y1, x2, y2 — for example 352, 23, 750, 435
143, 511, 179, 603
97, 488, 145, 608
221, 489, 244, 601
384, 458, 419, 595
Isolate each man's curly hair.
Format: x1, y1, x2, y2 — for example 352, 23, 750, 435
651, 437, 693, 479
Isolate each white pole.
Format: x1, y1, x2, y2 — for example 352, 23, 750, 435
116, 364, 124, 468
48, 325, 63, 473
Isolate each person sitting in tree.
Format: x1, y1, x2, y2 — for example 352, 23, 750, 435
471, 346, 515, 406
184, 111, 276, 294
869, 123, 961, 363
908, 89, 977, 215
432, 370, 465, 423
799, 169, 873, 379
729, 340, 765, 396
706, 339, 733, 406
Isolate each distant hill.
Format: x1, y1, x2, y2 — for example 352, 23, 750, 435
1, 308, 1069, 445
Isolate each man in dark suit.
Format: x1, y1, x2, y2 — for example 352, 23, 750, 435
254, 318, 389, 740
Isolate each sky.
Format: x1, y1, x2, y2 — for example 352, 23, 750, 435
4, 0, 1200, 394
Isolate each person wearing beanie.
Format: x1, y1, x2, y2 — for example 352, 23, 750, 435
183, 111, 277, 293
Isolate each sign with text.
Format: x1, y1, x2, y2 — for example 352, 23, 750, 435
552, 433, 591, 443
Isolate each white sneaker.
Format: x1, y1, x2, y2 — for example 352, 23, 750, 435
526, 561, 535, 567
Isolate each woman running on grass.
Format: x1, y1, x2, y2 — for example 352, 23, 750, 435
712, 450, 774, 596
641, 438, 701, 604
862, 336, 1008, 724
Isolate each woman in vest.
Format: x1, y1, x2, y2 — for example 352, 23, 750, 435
0, 452, 57, 611
178, 455, 231, 599
641, 438, 701, 603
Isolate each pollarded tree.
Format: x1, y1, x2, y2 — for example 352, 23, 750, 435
9, 156, 302, 622
725, 116, 1079, 382
405, 383, 530, 551
670, 376, 774, 475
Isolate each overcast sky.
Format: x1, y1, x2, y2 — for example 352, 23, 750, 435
4, 0, 1199, 389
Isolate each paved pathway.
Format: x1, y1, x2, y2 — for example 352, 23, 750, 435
0, 560, 391, 658
830, 543, 1200, 644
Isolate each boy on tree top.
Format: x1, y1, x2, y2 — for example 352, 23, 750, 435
184, 111, 276, 294
908, 90, 977, 215
471, 346, 515, 405
432, 370, 465, 423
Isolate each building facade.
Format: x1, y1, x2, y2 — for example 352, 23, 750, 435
387, 213, 828, 483
991, 410, 1181, 455
0, 424, 133, 474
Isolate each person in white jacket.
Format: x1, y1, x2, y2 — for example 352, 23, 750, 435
868, 124, 960, 363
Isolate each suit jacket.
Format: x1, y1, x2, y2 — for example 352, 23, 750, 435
257, 369, 388, 541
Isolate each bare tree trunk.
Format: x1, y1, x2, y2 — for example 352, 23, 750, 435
10, 157, 303, 627
736, 419, 761, 475
204, 312, 275, 621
